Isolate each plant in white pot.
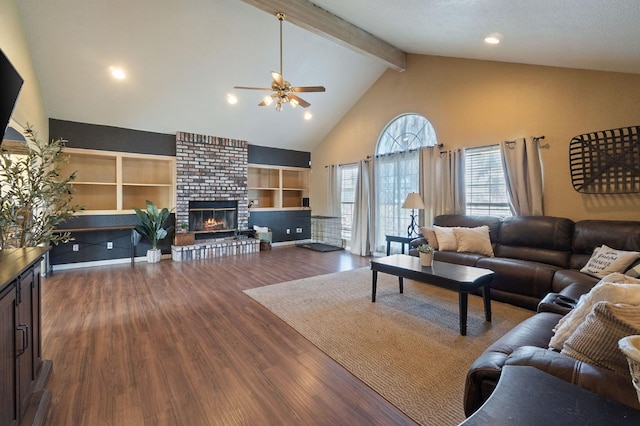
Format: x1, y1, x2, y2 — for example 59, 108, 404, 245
134, 200, 173, 263
417, 244, 435, 267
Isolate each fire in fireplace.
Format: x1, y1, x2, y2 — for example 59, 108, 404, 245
188, 201, 238, 239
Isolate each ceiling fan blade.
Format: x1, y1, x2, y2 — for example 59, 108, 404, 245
289, 94, 311, 108
234, 86, 273, 91
271, 71, 284, 87
291, 86, 326, 93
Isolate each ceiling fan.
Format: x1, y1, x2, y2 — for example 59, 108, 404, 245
234, 12, 325, 111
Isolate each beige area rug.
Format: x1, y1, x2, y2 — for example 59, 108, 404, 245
244, 267, 533, 425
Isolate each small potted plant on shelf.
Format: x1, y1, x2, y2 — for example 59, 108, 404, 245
134, 200, 173, 263
417, 244, 435, 267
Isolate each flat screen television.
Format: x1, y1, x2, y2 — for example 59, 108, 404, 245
0, 48, 24, 138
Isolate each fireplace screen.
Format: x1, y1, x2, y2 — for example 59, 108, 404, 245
188, 201, 237, 237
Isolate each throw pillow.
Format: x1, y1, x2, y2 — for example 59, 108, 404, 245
453, 226, 494, 257
418, 226, 439, 250
549, 272, 640, 351
561, 301, 640, 375
433, 226, 458, 251
580, 244, 640, 279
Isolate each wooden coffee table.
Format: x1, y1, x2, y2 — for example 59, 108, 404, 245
370, 254, 494, 336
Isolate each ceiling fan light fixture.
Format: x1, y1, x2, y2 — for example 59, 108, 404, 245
233, 12, 325, 112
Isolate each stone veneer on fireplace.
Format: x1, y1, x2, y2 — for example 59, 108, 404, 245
175, 131, 249, 233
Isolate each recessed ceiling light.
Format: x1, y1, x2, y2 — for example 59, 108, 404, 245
304, 111, 312, 120
484, 34, 502, 45
109, 66, 126, 80
227, 93, 238, 105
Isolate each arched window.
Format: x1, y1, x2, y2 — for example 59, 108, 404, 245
375, 114, 437, 253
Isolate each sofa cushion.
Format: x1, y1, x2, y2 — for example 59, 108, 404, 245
454, 226, 494, 256
433, 250, 484, 266
476, 257, 560, 300
551, 269, 599, 293
570, 220, 640, 270
494, 215, 574, 267
561, 301, 640, 375
580, 245, 640, 278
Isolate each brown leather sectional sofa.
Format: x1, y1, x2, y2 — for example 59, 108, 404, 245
409, 214, 640, 415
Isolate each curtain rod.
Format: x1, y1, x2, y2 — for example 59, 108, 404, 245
504, 135, 546, 145
324, 159, 369, 168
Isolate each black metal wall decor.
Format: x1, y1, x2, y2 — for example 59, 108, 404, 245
569, 125, 640, 194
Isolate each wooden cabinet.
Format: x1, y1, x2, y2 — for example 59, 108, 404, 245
0, 247, 50, 426
60, 148, 176, 214
248, 164, 310, 210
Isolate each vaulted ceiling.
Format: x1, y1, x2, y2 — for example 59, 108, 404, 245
16, 0, 640, 152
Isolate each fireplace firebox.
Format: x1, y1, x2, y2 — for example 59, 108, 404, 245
188, 201, 238, 239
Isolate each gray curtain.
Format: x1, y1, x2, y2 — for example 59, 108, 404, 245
350, 160, 374, 256
500, 137, 544, 215
433, 150, 466, 215
419, 147, 439, 227
326, 164, 341, 217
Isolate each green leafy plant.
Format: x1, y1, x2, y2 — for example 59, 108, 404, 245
416, 244, 435, 254
0, 125, 82, 248
133, 200, 173, 249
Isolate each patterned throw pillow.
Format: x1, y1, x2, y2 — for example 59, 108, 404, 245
580, 245, 640, 278
561, 301, 640, 375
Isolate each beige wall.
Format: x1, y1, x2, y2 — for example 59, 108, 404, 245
0, 0, 48, 140
311, 54, 640, 222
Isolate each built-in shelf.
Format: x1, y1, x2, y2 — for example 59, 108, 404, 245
248, 164, 309, 210
60, 148, 176, 215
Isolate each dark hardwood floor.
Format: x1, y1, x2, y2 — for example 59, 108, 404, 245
42, 246, 417, 425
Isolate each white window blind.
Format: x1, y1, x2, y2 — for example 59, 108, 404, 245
340, 164, 358, 241
465, 145, 512, 217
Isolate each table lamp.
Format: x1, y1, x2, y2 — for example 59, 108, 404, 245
402, 192, 425, 237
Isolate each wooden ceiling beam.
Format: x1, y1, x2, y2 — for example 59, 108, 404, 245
239, 0, 406, 72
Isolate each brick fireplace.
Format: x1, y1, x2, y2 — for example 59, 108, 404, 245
175, 131, 249, 235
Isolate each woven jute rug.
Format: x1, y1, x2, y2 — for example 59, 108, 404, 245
244, 267, 532, 425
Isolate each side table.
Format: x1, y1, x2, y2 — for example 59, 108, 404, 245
385, 234, 414, 255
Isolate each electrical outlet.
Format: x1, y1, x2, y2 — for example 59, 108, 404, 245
296, 228, 302, 233
72, 244, 79, 252
286, 228, 290, 235
107, 241, 113, 250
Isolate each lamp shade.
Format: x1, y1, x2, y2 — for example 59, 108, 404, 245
402, 192, 425, 210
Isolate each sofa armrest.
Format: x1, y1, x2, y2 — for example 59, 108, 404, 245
505, 346, 640, 410
463, 312, 562, 416
410, 237, 426, 248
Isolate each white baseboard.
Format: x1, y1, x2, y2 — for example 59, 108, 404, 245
50, 254, 171, 272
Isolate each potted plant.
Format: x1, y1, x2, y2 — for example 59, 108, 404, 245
134, 200, 173, 263
0, 125, 82, 248
417, 244, 435, 267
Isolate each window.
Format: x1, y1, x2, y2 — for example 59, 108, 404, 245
465, 145, 512, 217
375, 114, 437, 252
340, 164, 358, 241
